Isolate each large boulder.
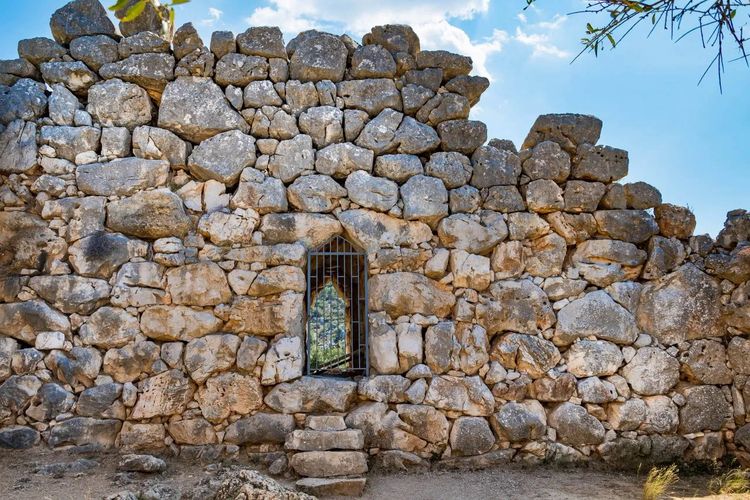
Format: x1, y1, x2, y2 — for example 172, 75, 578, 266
572, 144, 628, 182
27, 275, 110, 314
290, 451, 368, 478
315, 142, 374, 178
49, 0, 116, 45
187, 130, 256, 185
0, 211, 66, 273
166, 262, 232, 306
548, 402, 605, 446
47, 417, 121, 448
490, 333, 561, 379
223, 293, 304, 336
636, 264, 724, 344
369, 272, 455, 318
98, 53, 175, 100
260, 213, 342, 248
289, 32, 348, 82
423, 375, 494, 416
225, 412, 296, 445
214, 53, 268, 86
196, 372, 263, 423
288, 175, 347, 213
106, 189, 192, 239
76, 158, 169, 196
232, 169, 288, 214
40, 61, 98, 94
437, 213, 507, 255
594, 210, 659, 243
132, 125, 190, 167
400, 175, 448, 227
338, 209, 432, 252
140, 305, 222, 341
449, 416, 495, 456
565, 340, 623, 377
79, 306, 139, 349
681, 339, 732, 385
438, 120, 487, 155
555, 290, 638, 345
490, 401, 547, 442
0, 301, 70, 344
130, 369, 194, 419
17, 37, 67, 65
622, 347, 679, 396
0, 120, 37, 173
264, 376, 357, 413
679, 385, 731, 434
522, 114, 602, 154
476, 280, 555, 335
345, 171, 399, 212
87, 79, 153, 129
39, 125, 100, 163
337, 79, 401, 116
157, 77, 248, 142
0, 79, 47, 126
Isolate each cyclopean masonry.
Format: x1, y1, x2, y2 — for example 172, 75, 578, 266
1, 0, 750, 491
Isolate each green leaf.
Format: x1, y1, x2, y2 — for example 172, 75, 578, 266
108, 0, 131, 12
169, 7, 175, 27
731, 9, 737, 19
607, 33, 616, 48
170, 0, 190, 5
121, 1, 147, 22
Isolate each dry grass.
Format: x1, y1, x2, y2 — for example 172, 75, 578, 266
709, 468, 750, 496
643, 464, 679, 500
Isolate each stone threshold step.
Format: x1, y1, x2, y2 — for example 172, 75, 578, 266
296, 477, 367, 497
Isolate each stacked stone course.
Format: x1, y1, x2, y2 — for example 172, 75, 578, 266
1, 0, 750, 485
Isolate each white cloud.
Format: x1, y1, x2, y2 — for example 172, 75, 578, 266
243, 0, 572, 78
514, 26, 570, 58
199, 7, 223, 27
245, 0, 504, 78
415, 21, 508, 79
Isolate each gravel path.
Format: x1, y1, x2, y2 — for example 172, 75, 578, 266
0, 448, 734, 500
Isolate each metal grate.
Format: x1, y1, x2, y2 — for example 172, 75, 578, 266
306, 235, 368, 377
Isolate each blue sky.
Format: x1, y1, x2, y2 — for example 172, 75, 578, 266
1, 0, 748, 236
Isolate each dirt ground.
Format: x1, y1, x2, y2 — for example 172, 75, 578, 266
0, 448, 743, 500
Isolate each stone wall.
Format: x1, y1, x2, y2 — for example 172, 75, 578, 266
1, 0, 750, 478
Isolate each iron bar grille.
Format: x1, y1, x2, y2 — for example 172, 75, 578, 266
306, 235, 369, 377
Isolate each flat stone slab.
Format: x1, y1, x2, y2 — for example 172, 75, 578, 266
290, 451, 368, 477
296, 477, 367, 497
285, 429, 364, 451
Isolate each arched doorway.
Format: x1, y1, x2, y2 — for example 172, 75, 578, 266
306, 235, 368, 377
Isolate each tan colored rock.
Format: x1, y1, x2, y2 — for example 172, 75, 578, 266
369, 272, 455, 318
102, 341, 160, 383
165, 262, 232, 306
184, 334, 241, 384
130, 369, 194, 419
167, 418, 217, 445
637, 264, 724, 344
290, 451, 368, 477
423, 375, 494, 416
491, 333, 561, 379
476, 280, 555, 335
224, 293, 304, 336
197, 209, 259, 246
248, 265, 306, 296
338, 209, 432, 252
196, 372, 263, 423
265, 376, 358, 413
261, 336, 304, 385
140, 305, 222, 341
